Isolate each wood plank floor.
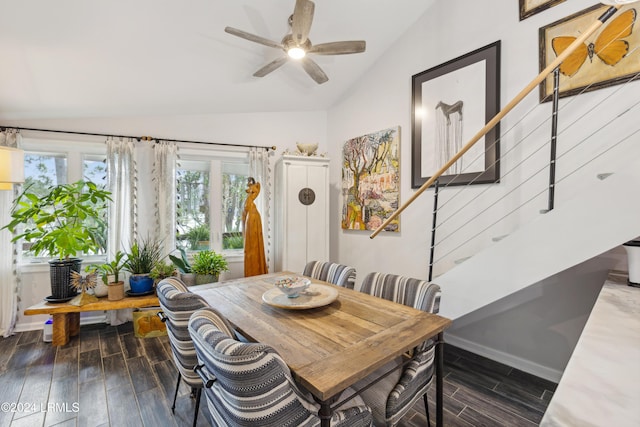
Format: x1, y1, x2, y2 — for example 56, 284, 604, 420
0, 323, 557, 426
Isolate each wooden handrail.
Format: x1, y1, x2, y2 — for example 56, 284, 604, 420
370, 4, 622, 239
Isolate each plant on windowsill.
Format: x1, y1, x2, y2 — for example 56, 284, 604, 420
124, 236, 163, 295
2, 180, 112, 301
191, 249, 229, 285
169, 247, 196, 286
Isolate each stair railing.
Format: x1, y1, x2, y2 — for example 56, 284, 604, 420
370, 3, 626, 241
428, 65, 640, 276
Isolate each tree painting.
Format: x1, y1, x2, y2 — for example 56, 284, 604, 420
342, 126, 400, 232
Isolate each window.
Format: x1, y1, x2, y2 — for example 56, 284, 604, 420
18, 139, 107, 263
176, 155, 248, 254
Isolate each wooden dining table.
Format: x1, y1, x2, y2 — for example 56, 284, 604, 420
191, 272, 451, 427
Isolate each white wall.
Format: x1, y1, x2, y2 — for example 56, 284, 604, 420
10, 110, 327, 331
326, 0, 640, 379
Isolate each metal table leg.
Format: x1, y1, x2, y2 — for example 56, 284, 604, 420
316, 394, 339, 427
319, 401, 331, 427
436, 331, 444, 427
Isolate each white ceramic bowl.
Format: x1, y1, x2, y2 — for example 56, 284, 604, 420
296, 143, 318, 156
275, 277, 311, 298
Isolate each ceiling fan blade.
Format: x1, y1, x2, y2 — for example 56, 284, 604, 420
308, 41, 366, 55
253, 57, 288, 77
301, 57, 328, 84
291, 0, 315, 44
224, 27, 283, 50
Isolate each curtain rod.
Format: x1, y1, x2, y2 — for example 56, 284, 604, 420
0, 125, 277, 151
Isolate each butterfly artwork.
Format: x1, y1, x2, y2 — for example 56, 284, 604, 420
539, 5, 640, 102
552, 9, 637, 77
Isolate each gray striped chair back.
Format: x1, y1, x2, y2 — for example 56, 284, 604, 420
303, 261, 356, 289
359, 273, 441, 426
156, 277, 234, 388
360, 273, 440, 315
189, 308, 374, 427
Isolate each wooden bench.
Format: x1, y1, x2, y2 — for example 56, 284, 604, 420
24, 294, 160, 346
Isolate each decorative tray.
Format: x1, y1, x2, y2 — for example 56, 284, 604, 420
262, 284, 339, 310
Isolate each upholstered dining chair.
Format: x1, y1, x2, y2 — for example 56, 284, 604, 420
303, 260, 357, 289
188, 307, 374, 427
156, 277, 234, 427
355, 273, 441, 427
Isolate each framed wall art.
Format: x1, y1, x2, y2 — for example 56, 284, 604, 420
520, 0, 567, 21
539, 4, 639, 102
411, 41, 501, 189
342, 126, 400, 232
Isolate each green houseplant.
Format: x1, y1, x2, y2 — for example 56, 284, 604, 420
124, 236, 163, 294
169, 247, 196, 286
191, 250, 229, 285
150, 261, 176, 283
97, 250, 127, 300
3, 180, 111, 300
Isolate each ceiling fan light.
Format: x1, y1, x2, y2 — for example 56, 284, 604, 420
288, 47, 306, 59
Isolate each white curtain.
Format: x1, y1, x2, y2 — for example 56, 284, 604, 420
249, 148, 271, 268
106, 136, 136, 325
0, 129, 22, 337
152, 141, 177, 256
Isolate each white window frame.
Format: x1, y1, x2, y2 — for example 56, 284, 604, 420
18, 137, 108, 271
176, 145, 249, 260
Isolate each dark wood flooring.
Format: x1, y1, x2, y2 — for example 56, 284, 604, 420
0, 323, 557, 426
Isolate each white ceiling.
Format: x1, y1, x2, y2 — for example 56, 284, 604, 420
0, 0, 435, 121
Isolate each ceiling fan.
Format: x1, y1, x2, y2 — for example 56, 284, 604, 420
224, 0, 366, 84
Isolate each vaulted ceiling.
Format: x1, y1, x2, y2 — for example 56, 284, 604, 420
0, 0, 435, 121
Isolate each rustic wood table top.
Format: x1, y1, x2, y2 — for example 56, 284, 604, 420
192, 272, 452, 401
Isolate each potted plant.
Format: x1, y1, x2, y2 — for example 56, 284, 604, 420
124, 236, 162, 294
2, 180, 111, 300
97, 250, 127, 300
150, 261, 176, 284
191, 250, 229, 285
169, 247, 196, 286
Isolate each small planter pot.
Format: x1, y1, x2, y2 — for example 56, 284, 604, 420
129, 274, 154, 294
180, 273, 196, 286
108, 281, 125, 301
195, 274, 219, 285
93, 280, 109, 298
623, 240, 640, 287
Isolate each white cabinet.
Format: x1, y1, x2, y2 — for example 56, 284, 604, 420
275, 155, 330, 273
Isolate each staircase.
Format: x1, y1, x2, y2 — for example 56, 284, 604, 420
435, 155, 640, 320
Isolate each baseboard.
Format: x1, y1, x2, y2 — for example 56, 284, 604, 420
445, 334, 563, 383
14, 313, 109, 333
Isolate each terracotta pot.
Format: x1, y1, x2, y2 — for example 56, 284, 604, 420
108, 281, 125, 301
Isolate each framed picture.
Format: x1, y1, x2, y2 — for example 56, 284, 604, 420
411, 41, 501, 189
520, 0, 567, 21
539, 4, 639, 102
342, 126, 400, 232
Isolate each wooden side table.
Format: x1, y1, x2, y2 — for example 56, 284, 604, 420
24, 294, 160, 346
